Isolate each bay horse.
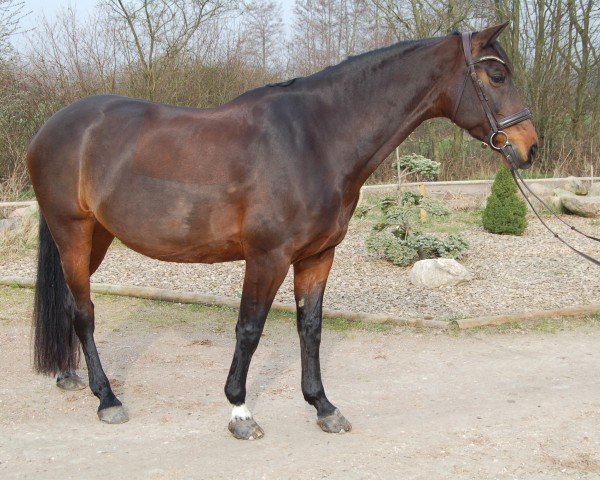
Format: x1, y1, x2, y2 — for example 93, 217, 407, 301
28, 23, 538, 440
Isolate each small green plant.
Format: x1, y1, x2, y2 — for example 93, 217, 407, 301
400, 191, 422, 207
421, 198, 451, 217
365, 196, 469, 267
353, 205, 369, 219
394, 153, 440, 181
482, 166, 528, 235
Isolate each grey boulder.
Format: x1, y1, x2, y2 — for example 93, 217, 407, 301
562, 176, 588, 195
588, 183, 600, 196
561, 195, 600, 218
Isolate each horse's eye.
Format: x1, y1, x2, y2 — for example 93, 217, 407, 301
491, 74, 505, 84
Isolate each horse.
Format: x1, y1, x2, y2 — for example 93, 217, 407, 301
27, 22, 538, 440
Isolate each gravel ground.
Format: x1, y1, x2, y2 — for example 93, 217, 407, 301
1, 212, 599, 321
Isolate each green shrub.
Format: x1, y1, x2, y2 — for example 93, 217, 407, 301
353, 205, 369, 218
406, 233, 469, 259
366, 230, 468, 267
400, 191, 422, 206
482, 166, 528, 235
421, 198, 451, 217
394, 153, 440, 180
365, 192, 469, 267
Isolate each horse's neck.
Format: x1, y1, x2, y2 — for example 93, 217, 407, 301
305, 37, 456, 196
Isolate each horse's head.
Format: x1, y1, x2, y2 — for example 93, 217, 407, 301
449, 23, 539, 170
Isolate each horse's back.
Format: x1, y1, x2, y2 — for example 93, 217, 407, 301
28, 95, 261, 262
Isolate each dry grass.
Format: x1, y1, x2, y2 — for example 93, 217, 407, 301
0, 206, 38, 256
0, 166, 30, 202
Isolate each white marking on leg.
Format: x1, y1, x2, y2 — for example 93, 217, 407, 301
231, 403, 252, 421
298, 297, 305, 307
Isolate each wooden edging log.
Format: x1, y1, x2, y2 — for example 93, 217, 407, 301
0, 276, 446, 329
1, 276, 598, 330
455, 304, 600, 329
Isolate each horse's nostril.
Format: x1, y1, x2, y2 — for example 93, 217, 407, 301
528, 144, 538, 162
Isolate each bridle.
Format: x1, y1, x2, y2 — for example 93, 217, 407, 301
452, 31, 599, 267
452, 32, 532, 169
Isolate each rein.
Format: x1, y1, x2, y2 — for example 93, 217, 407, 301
454, 31, 599, 267
511, 169, 600, 267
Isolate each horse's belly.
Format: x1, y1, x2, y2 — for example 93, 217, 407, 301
92, 181, 245, 264
118, 235, 244, 264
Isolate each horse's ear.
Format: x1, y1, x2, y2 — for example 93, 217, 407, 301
473, 22, 509, 49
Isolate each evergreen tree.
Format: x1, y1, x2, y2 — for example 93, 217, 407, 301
482, 166, 528, 235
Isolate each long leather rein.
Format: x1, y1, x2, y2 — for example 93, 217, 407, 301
454, 32, 599, 267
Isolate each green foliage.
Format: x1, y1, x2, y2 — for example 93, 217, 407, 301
400, 191, 422, 206
406, 233, 469, 259
482, 166, 528, 235
378, 196, 398, 213
421, 198, 451, 217
365, 195, 469, 267
367, 230, 468, 267
352, 205, 369, 218
394, 153, 440, 180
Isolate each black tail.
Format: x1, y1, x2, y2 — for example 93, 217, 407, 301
33, 214, 80, 375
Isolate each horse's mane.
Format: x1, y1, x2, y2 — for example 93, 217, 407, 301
264, 36, 443, 91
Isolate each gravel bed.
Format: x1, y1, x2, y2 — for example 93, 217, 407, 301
1, 214, 599, 321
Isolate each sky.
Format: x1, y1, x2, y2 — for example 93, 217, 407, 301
16, 0, 295, 51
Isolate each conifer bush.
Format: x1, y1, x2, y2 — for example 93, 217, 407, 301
482, 166, 528, 235
364, 196, 469, 267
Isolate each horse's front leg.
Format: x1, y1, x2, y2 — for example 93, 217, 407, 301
225, 250, 290, 440
294, 247, 352, 433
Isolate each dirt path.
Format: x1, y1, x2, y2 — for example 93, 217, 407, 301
1, 287, 600, 479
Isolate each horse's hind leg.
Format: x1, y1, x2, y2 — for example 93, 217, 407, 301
56, 223, 114, 392
293, 248, 351, 433
54, 218, 126, 423
56, 370, 86, 391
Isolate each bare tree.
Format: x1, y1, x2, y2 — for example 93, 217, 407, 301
370, 0, 475, 40
102, 0, 236, 95
291, 0, 372, 74
239, 0, 284, 71
557, 0, 599, 139
27, 6, 121, 100
0, 0, 27, 58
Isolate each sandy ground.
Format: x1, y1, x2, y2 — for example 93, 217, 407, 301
1, 287, 600, 479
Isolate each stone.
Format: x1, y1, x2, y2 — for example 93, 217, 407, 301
409, 258, 474, 289
9, 204, 38, 218
553, 187, 576, 198
526, 182, 553, 198
546, 195, 564, 213
0, 218, 19, 234
562, 176, 588, 195
561, 195, 600, 218
588, 184, 600, 196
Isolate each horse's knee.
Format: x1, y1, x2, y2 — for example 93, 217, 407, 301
236, 322, 263, 351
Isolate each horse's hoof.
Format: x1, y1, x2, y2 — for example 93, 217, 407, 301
317, 409, 352, 433
228, 418, 264, 440
56, 372, 86, 391
98, 405, 129, 424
